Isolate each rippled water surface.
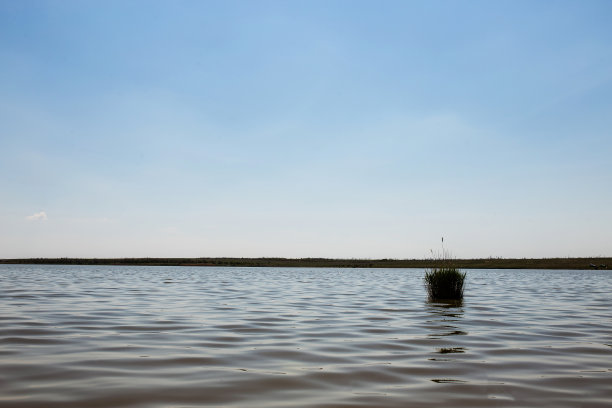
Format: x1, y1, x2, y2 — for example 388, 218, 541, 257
1, 265, 611, 407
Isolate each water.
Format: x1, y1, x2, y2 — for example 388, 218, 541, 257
1, 265, 610, 407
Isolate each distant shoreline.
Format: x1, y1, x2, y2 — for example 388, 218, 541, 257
0, 257, 610, 270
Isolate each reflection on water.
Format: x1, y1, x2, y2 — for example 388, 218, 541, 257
431, 378, 468, 384
425, 300, 468, 383
0, 265, 611, 408
437, 347, 466, 354
425, 300, 467, 339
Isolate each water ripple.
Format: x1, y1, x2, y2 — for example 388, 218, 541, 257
1, 265, 611, 407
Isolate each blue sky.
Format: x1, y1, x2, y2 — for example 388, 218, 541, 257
1, 0, 611, 259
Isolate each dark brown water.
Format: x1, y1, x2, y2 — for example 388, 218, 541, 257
1, 265, 610, 407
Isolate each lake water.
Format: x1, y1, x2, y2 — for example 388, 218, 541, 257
0, 265, 610, 407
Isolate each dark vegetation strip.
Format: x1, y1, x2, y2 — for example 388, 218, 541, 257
0, 257, 609, 270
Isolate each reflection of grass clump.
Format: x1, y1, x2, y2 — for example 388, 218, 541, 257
437, 347, 466, 354
425, 267, 466, 300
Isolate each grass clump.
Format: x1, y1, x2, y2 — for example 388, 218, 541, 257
424, 267, 466, 300
424, 237, 466, 300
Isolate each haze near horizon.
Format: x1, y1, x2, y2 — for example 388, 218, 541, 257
1, 0, 611, 259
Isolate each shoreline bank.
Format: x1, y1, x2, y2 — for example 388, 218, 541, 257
1, 257, 610, 270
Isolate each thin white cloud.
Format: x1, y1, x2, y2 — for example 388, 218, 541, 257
26, 211, 47, 222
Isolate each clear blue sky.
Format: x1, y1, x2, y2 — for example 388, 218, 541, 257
1, 0, 611, 259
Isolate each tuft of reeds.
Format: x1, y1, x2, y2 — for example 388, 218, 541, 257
424, 237, 466, 300
424, 267, 466, 300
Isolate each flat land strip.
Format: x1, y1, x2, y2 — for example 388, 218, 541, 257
1, 257, 610, 270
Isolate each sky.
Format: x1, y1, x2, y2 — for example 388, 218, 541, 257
1, 0, 611, 259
